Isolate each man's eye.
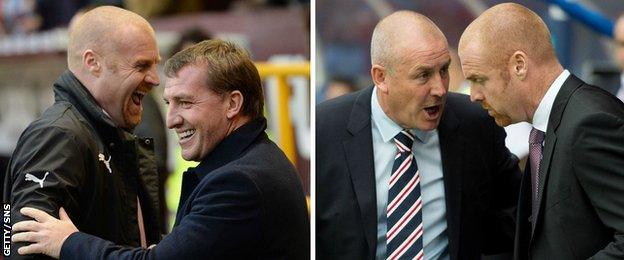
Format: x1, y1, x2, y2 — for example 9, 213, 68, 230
136, 63, 149, 70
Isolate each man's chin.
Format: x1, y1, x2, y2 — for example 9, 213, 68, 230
414, 118, 441, 131
181, 151, 202, 162
122, 114, 142, 129
493, 116, 513, 127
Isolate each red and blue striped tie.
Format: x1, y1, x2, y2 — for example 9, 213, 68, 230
386, 130, 424, 260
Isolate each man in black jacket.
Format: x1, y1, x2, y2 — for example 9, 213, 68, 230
3, 6, 162, 259
11, 39, 310, 259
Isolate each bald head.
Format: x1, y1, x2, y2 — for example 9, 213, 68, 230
67, 6, 155, 71
371, 11, 447, 70
459, 3, 557, 68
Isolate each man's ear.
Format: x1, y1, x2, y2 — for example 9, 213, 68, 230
509, 50, 528, 80
371, 64, 389, 93
226, 90, 244, 119
83, 49, 101, 76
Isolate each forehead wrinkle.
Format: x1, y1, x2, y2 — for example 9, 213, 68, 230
403, 43, 449, 64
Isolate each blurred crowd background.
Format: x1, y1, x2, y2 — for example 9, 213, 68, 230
0, 0, 310, 231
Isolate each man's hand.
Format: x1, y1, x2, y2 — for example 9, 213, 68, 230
11, 207, 78, 259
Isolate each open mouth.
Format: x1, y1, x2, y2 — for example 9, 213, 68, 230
424, 105, 441, 117
178, 129, 196, 141
131, 91, 147, 105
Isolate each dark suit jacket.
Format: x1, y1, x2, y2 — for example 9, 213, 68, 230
316, 87, 520, 260
514, 75, 624, 260
59, 118, 310, 259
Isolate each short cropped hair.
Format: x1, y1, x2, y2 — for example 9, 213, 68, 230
165, 39, 264, 119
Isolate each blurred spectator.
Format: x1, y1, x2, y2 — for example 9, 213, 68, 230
613, 13, 624, 102
168, 27, 212, 57
36, 0, 84, 31
324, 75, 356, 100
2, 0, 41, 34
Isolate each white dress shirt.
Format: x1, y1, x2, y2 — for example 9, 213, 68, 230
532, 70, 570, 133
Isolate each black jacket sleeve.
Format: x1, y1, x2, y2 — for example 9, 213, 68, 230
6, 126, 86, 259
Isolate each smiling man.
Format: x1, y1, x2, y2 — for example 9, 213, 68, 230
316, 10, 520, 260
459, 3, 624, 259
11, 39, 310, 259
3, 6, 162, 259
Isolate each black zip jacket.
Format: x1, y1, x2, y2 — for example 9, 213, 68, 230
3, 70, 161, 259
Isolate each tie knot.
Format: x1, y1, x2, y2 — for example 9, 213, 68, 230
393, 130, 414, 153
529, 128, 545, 145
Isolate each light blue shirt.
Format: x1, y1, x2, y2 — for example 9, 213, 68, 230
371, 87, 449, 260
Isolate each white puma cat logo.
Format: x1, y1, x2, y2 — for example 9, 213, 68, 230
98, 153, 112, 173
25, 172, 49, 188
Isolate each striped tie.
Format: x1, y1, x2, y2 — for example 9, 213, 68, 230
386, 130, 424, 260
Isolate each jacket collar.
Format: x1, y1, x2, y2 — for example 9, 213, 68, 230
53, 70, 126, 146
190, 117, 267, 179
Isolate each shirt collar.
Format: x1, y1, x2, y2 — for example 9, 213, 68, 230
371, 86, 429, 143
190, 117, 267, 179
532, 69, 570, 133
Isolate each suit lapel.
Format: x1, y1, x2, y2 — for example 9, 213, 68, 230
437, 103, 463, 260
530, 74, 583, 239
344, 87, 377, 257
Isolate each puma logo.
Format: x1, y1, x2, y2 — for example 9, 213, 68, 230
25, 172, 49, 188
98, 153, 112, 173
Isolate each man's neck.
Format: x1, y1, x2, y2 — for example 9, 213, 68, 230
526, 63, 564, 122
227, 115, 252, 136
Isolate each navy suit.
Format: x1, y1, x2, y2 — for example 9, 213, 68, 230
59, 118, 310, 259
316, 87, 520, 259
